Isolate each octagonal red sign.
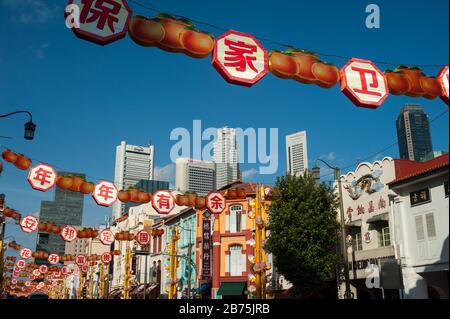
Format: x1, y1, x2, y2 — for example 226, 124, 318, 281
19, 215, 39, 233
437, 65, 449, 104
27, 164, 57, 192
92, 180, 118, 207
60, 225, 78, 242
101, 252, 112, 264
136, 230, 150, 246
205, 192, 226, 215
212, 30, 268, 87
65, 0, 132, 46
152, 190, 175, 215
99, 229, 115, 245
340, 58, 389, 109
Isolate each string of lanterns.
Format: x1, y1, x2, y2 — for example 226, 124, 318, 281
64, 0, 449, 108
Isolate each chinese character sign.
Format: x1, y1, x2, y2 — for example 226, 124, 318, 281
16, 259, 26, 269
212, 30, 268, 87
19, 215, 39, 233
61, 266, 69, 275
340, 58, 389, 109
92, 180, 118, 207
136, 230, 150, 246
39, 265, 48, 274
20, 248, 33, 260
27, 164, 57, 192
60, 225, 78, 242
101, 252, 112, 264
206, 192, 226, 214
201, 213, 211, 279
76, 255, 87, 266
48, 254, 60, 265
66, 0, 132, 45
437, 65, 449, 104
99, 229, 115, 245
32, 269, 40, 276
152, 190, 175, 214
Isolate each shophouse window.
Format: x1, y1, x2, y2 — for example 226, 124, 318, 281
229, 205, 243, 233
229, 245, 244, 276
415, 213, 437, 241
350, 229, 362, 251
378, 226, 391, 247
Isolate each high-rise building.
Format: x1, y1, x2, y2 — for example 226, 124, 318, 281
175, 158, 215, 196
396, 104, 433, 162
112, 141, 154, 217
36, 171, 84, 263
286, 131, 308, 176
213, 127, 240, 189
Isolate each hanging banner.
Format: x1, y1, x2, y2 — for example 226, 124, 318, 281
27, 164, 57, 192
92, 180, 118, 207
19, 215, 39, 233
99, 229, 115, 245
128, 14, 214, 58
65, 0, 132, 45
340, 58, 389, 109
205, 192, 226, 215
201, 210, 212, 279
212, 30, 268, 87
269, 48, 339, 88
438, 66, 449, 104
152, 190, 175, 214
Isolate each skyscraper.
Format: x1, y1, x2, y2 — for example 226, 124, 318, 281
396, 104, 433, 162
175, 158, 215, 196
36, 171, 84, 263
286, 131, 308, 176
214, 127, 240, 189
112, 141, 154, 217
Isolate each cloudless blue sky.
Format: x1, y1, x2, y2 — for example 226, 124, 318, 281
0, 0, 448, 250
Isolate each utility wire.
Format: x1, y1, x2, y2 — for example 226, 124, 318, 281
126, 0, 448, 69
319, 108, 449, 179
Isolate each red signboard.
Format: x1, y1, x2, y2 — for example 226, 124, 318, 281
152, 190, 175, 215
19, 215, 39, 233
27, 164, 57, 192
65, 0, 132, 46
212, 30, 268, 87
92, 180, 118, 207
340, 58, 389, 109
205, 192, 226, 215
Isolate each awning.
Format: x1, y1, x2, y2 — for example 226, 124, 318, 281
366, 213, 389, 224
346, 219, 362, 227
109, 288, 123, 299
217, 282, 246, 296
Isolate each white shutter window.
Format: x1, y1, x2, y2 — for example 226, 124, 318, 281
225, 254, 230, 273
226, 213, 230, 231
240, 253, 246, 275
230, 211, 237, 233
425, 213, 436, 238
415, 215, 425, 241
229, 246, 241, 276
241, 213, 247, 231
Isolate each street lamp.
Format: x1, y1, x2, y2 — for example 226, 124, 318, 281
0, 111, 36, 140
311, 159, 352, 299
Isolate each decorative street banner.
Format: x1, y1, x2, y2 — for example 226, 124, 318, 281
128, 14, 214, 58
99, 229, 115, 245
92, 180, 118, 207
136, 230, 151, 246
60, 225, 78, 242
205, 192, 226, 215
27, 164, 57, 192
152, 190, 176, 214
19, 215, 39, 233
212, 30, 268, 87
438, 66, 449, 104
101, 252, 112, 264
19, 248, 33, 260
66, 0, 132, 45
201, 210, 212, 279
340, 58, 389, 109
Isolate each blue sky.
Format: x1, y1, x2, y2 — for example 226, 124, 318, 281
0, 0, 448, 250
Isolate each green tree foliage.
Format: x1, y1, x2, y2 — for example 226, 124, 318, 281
266, 172, 340, 297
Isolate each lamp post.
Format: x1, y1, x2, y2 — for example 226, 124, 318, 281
0, 111, 37, 140
311, 159, 352, 299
